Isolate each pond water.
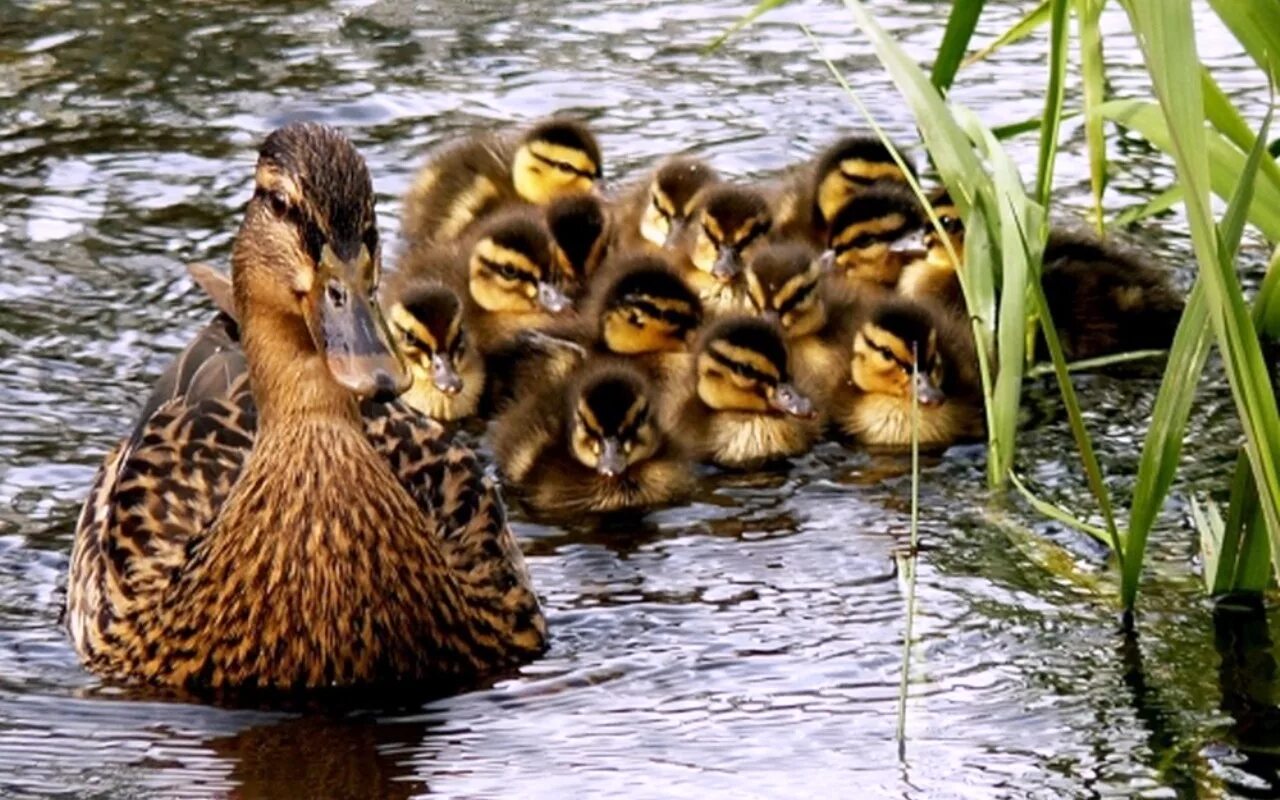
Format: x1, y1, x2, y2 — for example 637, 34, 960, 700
1, 0, 1277, 797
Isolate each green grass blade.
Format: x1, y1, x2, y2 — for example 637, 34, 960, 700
1205, 0, 1280, 84
1201, 69, 1280, 200
1257, 246, 1280, 340
1122, 0, 1280, 589
964, 0, 1051, 68
931, 0, 988, 93
1192, 494, 1228, 595
1099, 99, 1280, 241
1217, 449, 1271, 594
704, 0, 790, 53
1112, 184, 1183, 227
1034, 0, 1070, 208
1075, 0, 1108, 231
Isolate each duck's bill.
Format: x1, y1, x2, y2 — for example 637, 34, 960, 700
913, 372, 946, 406
538, 281, 571, 313
888, 228, 928, 258
711, 247, 740, 282
596, 437, 627, 478
430, 353, 464, 395
312, 244, 412, 402
770, 382, 816, 418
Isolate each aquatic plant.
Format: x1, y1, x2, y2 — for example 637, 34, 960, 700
719, 0, 1280, 614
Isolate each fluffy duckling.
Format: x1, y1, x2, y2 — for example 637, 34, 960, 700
673, 184, 774, 314
493, 362, 693, 516
825, 182, 928, 292
832, 297, 983, 451
665, 316, 821, 469
744, 241, 859, 408
896, 188, 966, 313
613, 156, 721, 252
771, 135, 916, 245
546, 191, 611, 286
401, 207, 575, 356
383, 276, 485, 422
402, 117, 602, 246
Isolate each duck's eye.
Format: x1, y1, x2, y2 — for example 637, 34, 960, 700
627, 310, 643, 326
267, 190, 290, 218
498, 264, 519, 280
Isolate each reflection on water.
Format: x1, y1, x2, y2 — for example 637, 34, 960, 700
0, 0, 1276, 797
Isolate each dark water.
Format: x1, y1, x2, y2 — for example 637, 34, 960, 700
1, 0, 1276, 797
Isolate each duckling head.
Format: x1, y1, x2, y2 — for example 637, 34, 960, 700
694, 316, 814, 417
512, 117, 602, 206
689, 185, 772, 284
233, 121, 410, 402
744, 242, 827, 339
598, 256, 703, 354
826, 183, 927, 287
568, 364, 661, 478
467, 210, 572, 314
639, 157, 721, 248
812, 135, 915, 227
547, 192, 610, 284
386, 280, 474, 400
925, 188, 965, 267
850, 300, 947, 406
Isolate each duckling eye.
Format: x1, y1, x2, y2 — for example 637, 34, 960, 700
851, 233, 875, 250
701, 225, 721, 247
498, 264, 520, 280
651, 195, 672, 221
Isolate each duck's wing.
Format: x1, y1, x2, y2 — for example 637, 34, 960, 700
67, 316, 256, 658
361, 401, 541, 637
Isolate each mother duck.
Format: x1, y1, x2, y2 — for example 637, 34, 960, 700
65, 123, 546, 691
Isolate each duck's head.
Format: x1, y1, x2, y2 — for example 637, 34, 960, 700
232, 122, 409, 402
547, 191, 610, 284
639, 157, 720, 248
689, 185, 772, 285
812, 135, 915, 228
826, 184, 926, 287
511, 117, 602, 206
386, 280, 473, 400
568, 364, 662, 478
851, 300, 947, 406
694, 316, 814, 417
744, 242, 827, 339
467, 210, 572, 314
924, 188, 965, 267
597, 256, 703, 355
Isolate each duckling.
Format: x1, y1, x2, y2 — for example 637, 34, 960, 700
546, 191, 611, 286
771, 135, 916, 245
896, 188, 966, 313
664, 316, 821, 469
66, 122, 545, 690
825, 182, 928, 292
832, 297, 983, 451
612, 156, 720, 252
401, 207, 574, 356
402, 116, 602, 246
673, 184, 773, 314
383, 276, 485, 422
492, 362, 693, 516
484, 255, 703, 410
744, 241, 860, 409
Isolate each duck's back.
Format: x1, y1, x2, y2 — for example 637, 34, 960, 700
402, 132, 519, 247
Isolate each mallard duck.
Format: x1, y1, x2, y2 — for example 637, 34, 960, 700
612, 156, 720, 252
65, 123, 546, 690
831, 296, 983, 451
402, 116, 602, 246
546, 191, 611, 286
672, 184, 773, 314
896, 188, 966, 313
824, 182, 927, 292
492, 361, 693, 516
664, 316, 820, 469
770, 134, 916, 245
483, 255, 703, 411
743, 241, 859, 409
400, 207, 574, 356
383, 275, 486, 422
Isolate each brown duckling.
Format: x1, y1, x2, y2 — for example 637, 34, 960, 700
825, 182, 928, 293
546, 191, 611, 286
673, 183, 773, 314
664, 316, 821, 469
400, 207, 575, 356
493, 361, 693, 516
896, 188, 966, 313
744, 241, 860, 408
66, 122, 545, 690
612, 156, 721, 252
832, 297, 983, 451
402, 116, 602, 246
771, 134, 916, 245
383, 276, 485, 422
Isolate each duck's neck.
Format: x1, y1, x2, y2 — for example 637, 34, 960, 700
240, 310, 362, 431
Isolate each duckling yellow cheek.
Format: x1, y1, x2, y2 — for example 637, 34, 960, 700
693, 233, 717, 273
640, 205, 670, 247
